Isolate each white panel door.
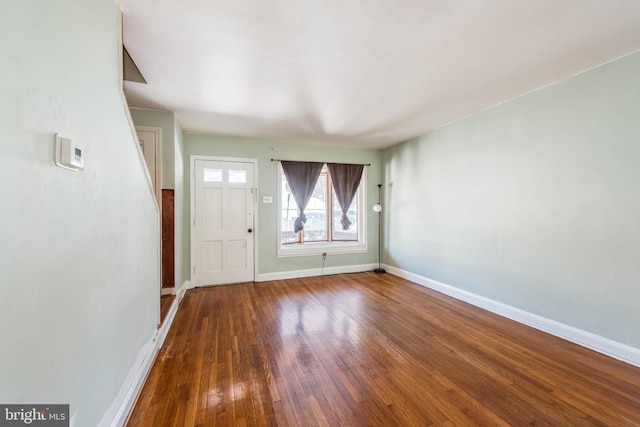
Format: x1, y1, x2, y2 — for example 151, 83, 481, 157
192, 159, 255, 286
136, 127, 161, 206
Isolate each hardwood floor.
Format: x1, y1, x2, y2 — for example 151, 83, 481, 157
160, 294, 176, 325
127, 273, 640, 426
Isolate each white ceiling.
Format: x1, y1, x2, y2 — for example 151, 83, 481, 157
120, 0, 640, 149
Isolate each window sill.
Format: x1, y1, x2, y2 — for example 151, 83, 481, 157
278, 241, 367, 258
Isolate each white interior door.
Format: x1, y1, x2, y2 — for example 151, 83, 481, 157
136, 127, 161, 206
192, 159, 255, 286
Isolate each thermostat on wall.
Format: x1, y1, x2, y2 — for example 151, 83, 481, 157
55, 134, 84, 171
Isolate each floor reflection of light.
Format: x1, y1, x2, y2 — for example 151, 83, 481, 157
277, 290, 363, 343
232, 382, 245, 401
278, 301, 299, 337
303, 305, 328, 332
207, 388, 221, 407
207, 383, 246, 405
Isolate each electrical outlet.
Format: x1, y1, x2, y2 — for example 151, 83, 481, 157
322, 252, 327, 259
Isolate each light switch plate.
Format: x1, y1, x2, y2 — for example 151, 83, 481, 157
263, 196, 273, 204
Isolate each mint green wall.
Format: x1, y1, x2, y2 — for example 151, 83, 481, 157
174, 118, 187, 285
129, 108, 175, 189
0, 1, 159, 425
383, 51, 640, 348
185, 134, 382, 275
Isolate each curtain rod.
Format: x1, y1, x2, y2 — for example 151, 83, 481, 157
270, 158, 371, 166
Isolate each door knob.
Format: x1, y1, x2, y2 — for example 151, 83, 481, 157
248, 228, 253, 233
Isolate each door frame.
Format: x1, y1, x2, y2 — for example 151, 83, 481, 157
135, 126, 162, 208
135, 125, 163, 326
189, 155, 259, 286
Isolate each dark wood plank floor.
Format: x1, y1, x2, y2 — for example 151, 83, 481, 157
127, 273, 640, 426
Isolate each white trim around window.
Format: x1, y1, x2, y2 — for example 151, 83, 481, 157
277, 163, 368, 258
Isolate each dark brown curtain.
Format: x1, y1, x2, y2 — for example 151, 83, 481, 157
327, 163, 364, 230
281, 161, 324, 232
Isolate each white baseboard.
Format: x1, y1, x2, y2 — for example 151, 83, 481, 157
102, 282, 188, 427
178, 280, 191, 298
99, 330, 159, 427
257, 263, 377, 282
384, 264, 640, 368
156, 286, 185, 349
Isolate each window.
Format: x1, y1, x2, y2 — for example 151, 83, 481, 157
278, 163, 367, 257
203, 168, 223, 182
228, 169, 247, 183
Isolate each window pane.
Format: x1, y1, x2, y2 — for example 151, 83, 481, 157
229, 169, 247, 183
281, 175, 299, 244
203, 168, 222, 182
304, 168, 328, 242
332, 189, 358, 241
